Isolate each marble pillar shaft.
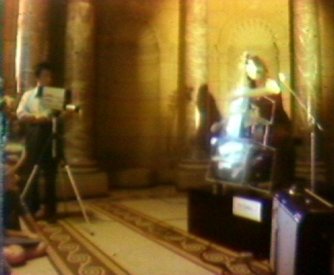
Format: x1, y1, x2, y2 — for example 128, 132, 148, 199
292, 0, 321, 133
291, 0, 325, 188
181, 0, 208, 158
184, 0, 208, 87
65, 0, 95, 166
16, 0, 50, 93
3, 0, 19, 95
0, 1, 4, 76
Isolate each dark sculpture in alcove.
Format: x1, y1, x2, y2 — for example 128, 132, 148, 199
196, 84, 222, 156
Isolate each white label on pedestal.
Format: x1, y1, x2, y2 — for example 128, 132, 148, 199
232, 196, 262, 222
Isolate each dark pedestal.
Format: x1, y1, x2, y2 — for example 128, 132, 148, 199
188, 186, 273, 259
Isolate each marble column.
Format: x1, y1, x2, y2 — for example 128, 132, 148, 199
62, 0, 108, 198
0, 4, 4, 267
292, 0, 321, 134
65, 0, 96, 167
180, 0, 208, 159
177, 0, 209, 189
3, 0, 19, 96
0, 1, 4, 76
291, 0, 326, 187
16, 0, 50, 93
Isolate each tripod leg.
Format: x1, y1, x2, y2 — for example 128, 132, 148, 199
64, 165, 91, 225
20, 165, 40, 200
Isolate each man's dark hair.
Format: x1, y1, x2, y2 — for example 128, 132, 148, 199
34, 62, 53, 78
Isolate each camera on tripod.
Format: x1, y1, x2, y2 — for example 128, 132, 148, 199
21, 86, 92, 229
36, 86, 80, 113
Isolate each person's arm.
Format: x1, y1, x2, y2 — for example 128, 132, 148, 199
16, 92, 34, 122
8, 146, 26, 174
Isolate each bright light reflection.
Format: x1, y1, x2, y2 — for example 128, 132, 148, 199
195, 107, 200, 130
225, 97, 249, 138
217, 141, 245, 169
226, 115, 243, 138
211, 137, 218, 145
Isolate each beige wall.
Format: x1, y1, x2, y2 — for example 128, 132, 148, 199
95, 0, 180, 181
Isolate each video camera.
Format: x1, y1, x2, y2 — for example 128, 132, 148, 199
36, 86, 80, 112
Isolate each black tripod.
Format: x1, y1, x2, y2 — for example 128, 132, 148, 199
20, 114, 92, 228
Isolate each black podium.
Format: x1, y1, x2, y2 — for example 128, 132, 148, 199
188, 186, 273, 259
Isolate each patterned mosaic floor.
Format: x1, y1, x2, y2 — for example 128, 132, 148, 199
88, 200, 272, 275
14, 186, 273, 275
37, 220, 130, 275
25, 213, 129, 275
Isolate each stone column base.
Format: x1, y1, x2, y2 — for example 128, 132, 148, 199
57, 166, 109, 200
115, 168, 153, 188
176, 159, 209, 190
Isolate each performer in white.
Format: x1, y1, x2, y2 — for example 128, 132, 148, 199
210, 52, 294, 189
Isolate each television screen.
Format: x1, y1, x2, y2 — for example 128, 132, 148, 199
208, 137, 275, 191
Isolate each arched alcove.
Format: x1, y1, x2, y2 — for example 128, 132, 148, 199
95, 1, 161, 177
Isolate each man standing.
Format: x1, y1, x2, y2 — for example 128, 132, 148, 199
17, 63, 60, 221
